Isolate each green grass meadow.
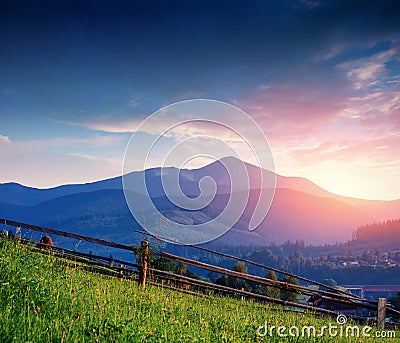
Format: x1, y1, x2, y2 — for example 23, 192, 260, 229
0, 239, 398, 342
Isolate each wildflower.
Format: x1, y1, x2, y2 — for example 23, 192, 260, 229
33, 309, 37, 315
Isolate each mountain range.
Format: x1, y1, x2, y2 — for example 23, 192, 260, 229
0, 156, 399, 248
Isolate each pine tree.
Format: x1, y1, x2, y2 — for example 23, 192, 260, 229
280, 276, 300, 303
263, 271, 280, 299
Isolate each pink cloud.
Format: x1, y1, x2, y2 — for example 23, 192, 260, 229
232, 81, 349, 149
0, 135, 11, 144
0, 134, 126, 187
337, 47, 399, 90
289, 136, 400, 169
0, 150, 122, 188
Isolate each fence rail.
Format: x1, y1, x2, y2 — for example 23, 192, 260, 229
0, 218, 133, 251
135, 229, 370, 303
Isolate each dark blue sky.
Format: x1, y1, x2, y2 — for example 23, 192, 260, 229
0, 0, 399, 199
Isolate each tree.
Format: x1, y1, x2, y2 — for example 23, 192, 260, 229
262, 271, 280, 299
152, 257, 176, 272
233, 262, 248, 273
280, 276, 300, 303
290, 251, 305, 272
176, 262, 187, 275
224, 262, 251, 291
215, 275, 228, 287
323, 278, 337, 287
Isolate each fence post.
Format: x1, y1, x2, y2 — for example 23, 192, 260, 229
377, 298, 386, 329
138, 240, 149, 289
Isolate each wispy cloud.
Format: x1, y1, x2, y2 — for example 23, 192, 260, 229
7, 134, 127, 150
128, 93, 144, 108
0, 135, 124, 187
233, 81, 348, 143
66, 152, 118, 163
0, 135, 11, 144
337, 47, 399, 90
65, 108, 246, 143
289, 136, 400, 166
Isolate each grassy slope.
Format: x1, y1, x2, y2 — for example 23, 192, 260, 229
0, 239, 397, 343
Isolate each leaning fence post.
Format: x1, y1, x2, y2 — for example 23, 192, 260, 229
377, 298, 386, 329
138, 240, 149, 289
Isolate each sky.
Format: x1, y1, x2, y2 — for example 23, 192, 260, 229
0, 0, 399, 200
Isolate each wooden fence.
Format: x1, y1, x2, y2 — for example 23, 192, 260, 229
1, 217, 399, 328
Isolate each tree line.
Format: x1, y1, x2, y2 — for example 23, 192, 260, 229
352, 219, 400, 247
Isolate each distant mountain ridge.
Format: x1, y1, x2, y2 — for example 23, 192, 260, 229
0, 156, 399, 246
0, 176, 122, 206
